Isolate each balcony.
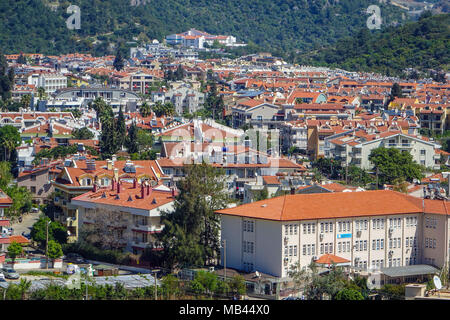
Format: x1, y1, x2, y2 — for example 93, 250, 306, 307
386, 143, 412, 148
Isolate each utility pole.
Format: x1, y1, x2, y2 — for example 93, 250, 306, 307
45, 220, 50, 269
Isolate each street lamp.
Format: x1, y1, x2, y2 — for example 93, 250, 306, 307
220, 239, 227, 296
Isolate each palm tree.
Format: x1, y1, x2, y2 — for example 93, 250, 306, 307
20, 94, 31, 109
140, 102, 151, 118
37, 87, 46, 101
18, 279, 32, 300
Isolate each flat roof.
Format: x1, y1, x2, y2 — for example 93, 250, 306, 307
380, 265, 439, 278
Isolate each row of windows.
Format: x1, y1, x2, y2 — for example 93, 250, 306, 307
243, 262, 254, 272
405, 237, 417, 248
302, 244, 314, 256
320, 222, 333, 233
303, 223, 315, 234
372, 218, 385, 230
371, 259, 384, 269
338, 241, 351, 253
425, 217, 437, 229
243, 220, 254, 233
242, 241, 254, 254
285, 224, 298, 236
424, 258, 436, 265
355, 219, 368, 231
406, 217, 418, 227
389, 238, 401, 249
425, 238, 437, 249
388, 258, 400, 267
320, 243, 333, 254
355, 240, 368, 252
355, 260, 368, 269
285, 245, 299, 257
338, 221, 351, 233
372, 239, 384, 250
284, 216, 420, 236
389, 218, 402, 229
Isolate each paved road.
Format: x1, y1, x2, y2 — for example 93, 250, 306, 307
10, 211, 41, 236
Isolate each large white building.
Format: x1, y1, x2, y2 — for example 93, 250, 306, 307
216, 190, 450, 278
325, 131, 441, 170
28, 73, 67, 95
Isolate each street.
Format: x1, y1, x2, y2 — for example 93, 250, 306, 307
10, 210, 41, 237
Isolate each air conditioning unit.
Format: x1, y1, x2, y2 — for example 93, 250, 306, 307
388, 250, 394, 257
356, 230, 362, 237
284, 237, 288, 244
388, 227, 393, 233
319, 233, 324, 241
312, 256, 318, 261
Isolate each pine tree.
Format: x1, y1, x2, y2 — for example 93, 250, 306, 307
116, 105, 126, 150
113, 48, 125, 71
156, 163, 231, 270
125, 123, 139, 154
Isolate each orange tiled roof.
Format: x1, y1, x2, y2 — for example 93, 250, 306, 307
215, 190, 430, 221
315, 254, 350, 265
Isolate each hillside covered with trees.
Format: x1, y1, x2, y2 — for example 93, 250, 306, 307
297, 13, 450, 76
1, 0, 406, 57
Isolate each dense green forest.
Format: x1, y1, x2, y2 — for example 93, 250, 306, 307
1, 0, 406, 57
297, 13, 450, 75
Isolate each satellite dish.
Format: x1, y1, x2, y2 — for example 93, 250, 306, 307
255, 271, 261, 278
366, 274, 379, 290
433, 276, 442, 290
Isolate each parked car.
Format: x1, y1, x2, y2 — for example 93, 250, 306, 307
0, 268, 20, 279
31, 208, 40, 213
64, 253, 86, 264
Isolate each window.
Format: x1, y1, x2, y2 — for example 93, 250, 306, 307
325, 222, 329, 233
320, 243, 324, 254
303, 224, 307, 234
307, 224, 311, 234
338, 242, 342, 253
30, 186, 36, 194
290, 245, 294, 256
320, 223, 324, 233
380, 239, 384, 250
290, 224, 293, 235
311, 224, 315, 233
364, 240, 367, 251
294, 224, 298, 235
284, 246, 288, 256
294, 245, 298, 256
31, 175, 36, 181
303, 245, 306, 256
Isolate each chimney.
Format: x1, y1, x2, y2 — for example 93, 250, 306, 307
112, 178, 116, 191
133, 178, 137, 189
117, 182, 121, 194
107, 159, 112, 170
141, 183, 145, 199
93, 183, 98, 193
114, 168, 119, 181
147, 183, 151, 196
171, 187, 175, 198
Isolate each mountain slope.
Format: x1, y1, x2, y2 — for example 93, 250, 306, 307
296, 13, 450, 75
1, 0, 406, 56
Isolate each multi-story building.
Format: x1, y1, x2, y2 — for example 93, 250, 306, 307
72, 182, 175, 255
17, 161, 61, 205
326, 131, 441, 170
52, 159, 165, 242
28, 73, 67, 95
215, 190, 450, 278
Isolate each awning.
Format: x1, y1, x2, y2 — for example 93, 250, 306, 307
380, 265, 439, 278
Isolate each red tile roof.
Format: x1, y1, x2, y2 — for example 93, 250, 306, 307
315, 254, 350, 265
215, 190, 429, 221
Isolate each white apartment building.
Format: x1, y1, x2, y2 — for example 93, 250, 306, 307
326, 131, 441, 170
216, 190, 450, 278
28, 73, 67, 95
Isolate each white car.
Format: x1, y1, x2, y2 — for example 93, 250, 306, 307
0, 273, 5, 281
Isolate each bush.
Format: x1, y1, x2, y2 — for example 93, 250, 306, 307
335, 288, 364, 300
62, 242, 132, 265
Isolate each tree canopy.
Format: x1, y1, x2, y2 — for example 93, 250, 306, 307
369, 147, 424, 185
